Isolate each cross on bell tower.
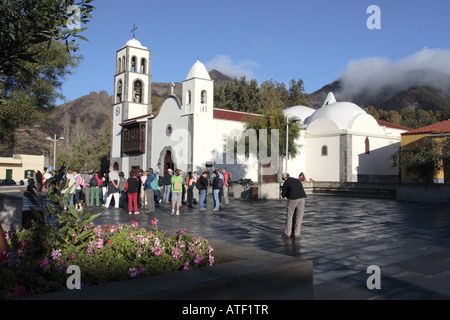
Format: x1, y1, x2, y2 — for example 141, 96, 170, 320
131, 23, 138, 38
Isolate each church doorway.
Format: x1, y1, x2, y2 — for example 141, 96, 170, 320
164, 151, 174, 174
131, 166, 140, 175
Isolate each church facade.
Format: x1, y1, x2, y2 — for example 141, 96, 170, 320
110, 38, 408, 183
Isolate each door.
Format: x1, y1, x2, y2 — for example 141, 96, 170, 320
164, 151, 174, 174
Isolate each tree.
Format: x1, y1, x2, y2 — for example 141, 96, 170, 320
287, 79, 311, 107
0, 0, 94, 149
395, 136, 450, 183
243, 107, 300, 160
0, 0, 95, 77
0, 41, 80, 148
56, 116, 111, 172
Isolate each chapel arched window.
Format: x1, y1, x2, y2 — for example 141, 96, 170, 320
133, 80, 143, 103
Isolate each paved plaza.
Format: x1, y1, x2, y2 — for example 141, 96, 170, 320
89, 193, 450, 300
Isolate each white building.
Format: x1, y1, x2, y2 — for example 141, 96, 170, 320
284, 93, 408, 182
110, 38, 407, 183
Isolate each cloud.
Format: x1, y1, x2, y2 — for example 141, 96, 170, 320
337, 47, 450, 100
204, 55, 261, 80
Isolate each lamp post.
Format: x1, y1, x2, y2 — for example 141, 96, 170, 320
46, 134, 64, 170
285, 117, 301, 174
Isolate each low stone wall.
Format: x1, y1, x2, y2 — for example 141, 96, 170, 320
397, 183, 450, 203
234, 181, 397, 200
0, 193, 23, 230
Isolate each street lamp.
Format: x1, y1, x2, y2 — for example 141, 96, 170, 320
285, 116, 301, 174
46, 134, 65, 170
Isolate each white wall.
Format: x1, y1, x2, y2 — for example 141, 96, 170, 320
151, 97, 189, 171
305, 135, 340, 182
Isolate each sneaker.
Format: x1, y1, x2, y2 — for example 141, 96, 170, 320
129, 212, 132, 215
171, 210, 175, 215
135, 211, 140, 215
212, 208, 219, 211
176, 211, 180, 215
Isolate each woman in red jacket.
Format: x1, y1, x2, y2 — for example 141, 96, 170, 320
125, 171, 140, 215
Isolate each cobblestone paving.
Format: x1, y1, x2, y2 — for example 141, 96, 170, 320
91, 194, 450, 300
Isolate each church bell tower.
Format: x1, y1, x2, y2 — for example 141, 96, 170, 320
111, 34, 152, 172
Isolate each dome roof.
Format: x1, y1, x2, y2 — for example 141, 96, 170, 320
283, 105, 316, 125
308, 100, 366, 130
123, 38, 147, 49
186, 60, 211, 80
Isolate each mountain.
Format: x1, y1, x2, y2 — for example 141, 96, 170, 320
308, 80, 450, 115
13, 70, 234, 156
151, 69, 232, 103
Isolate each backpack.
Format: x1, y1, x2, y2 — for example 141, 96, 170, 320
150, 175, 159, 190
90, 176, 98, 187
218, 177, 224, 188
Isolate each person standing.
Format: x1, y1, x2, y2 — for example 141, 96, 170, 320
212, 171, 220, 212
140, 170, 148, 207
221, 168, 230, 205
281, 173, 307, 239
105, 166, 120, 208
81, 170, 91, 207
101, 172, 108, 205
144, 169, 156, 213
170, 169, 183, 215
118, 171, 127, 207
186, 171, 195, 208
197, 171, 208, 211
163, 169, 173, 203
125, 171, 140, 215
73, 169, 85, 211
90, 171, 100, 207
63, 168, 76, 208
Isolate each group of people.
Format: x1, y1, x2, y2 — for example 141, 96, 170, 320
30, 164, 307, 240
30, 165, 233, 216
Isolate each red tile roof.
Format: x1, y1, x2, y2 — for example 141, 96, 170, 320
377, 120, 410, 131
213, 108, 263, 122
401, 120, 450, 136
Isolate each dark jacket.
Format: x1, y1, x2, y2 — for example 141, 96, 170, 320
196, 175, 208, 190
125, 177, 140, 193
212, 176, 220, 190
281, 177, 306, 200
163, 173, 172, 185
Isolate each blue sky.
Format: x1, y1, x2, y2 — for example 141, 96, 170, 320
60, 0, 450, 103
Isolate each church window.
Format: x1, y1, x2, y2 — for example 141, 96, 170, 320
166, 124, 173, 137
321, 145, 328, 156
365, 137, 370, 154
186, 90, 192, 112
141, 58, 147, 74
133, 80, 143, 103
122, 56, 126, 72
118, 58, 121, 73
201, 90, 207, 104
131, 56, 137, 72
116, 80, 122, 103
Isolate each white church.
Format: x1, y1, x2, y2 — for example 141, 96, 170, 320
110, 37, 408, 183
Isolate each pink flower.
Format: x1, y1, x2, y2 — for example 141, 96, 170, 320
183, 262, 190, 271
194, 255, 203, 264
151, 219, 158, 227
12, 284, 26, 298
39, 257, 49, 270
51, 249, 62, 260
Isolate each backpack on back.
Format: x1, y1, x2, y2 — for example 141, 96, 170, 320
90, 176, 98, 187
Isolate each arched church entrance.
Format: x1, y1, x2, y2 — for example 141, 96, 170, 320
164, 150, 174, 174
